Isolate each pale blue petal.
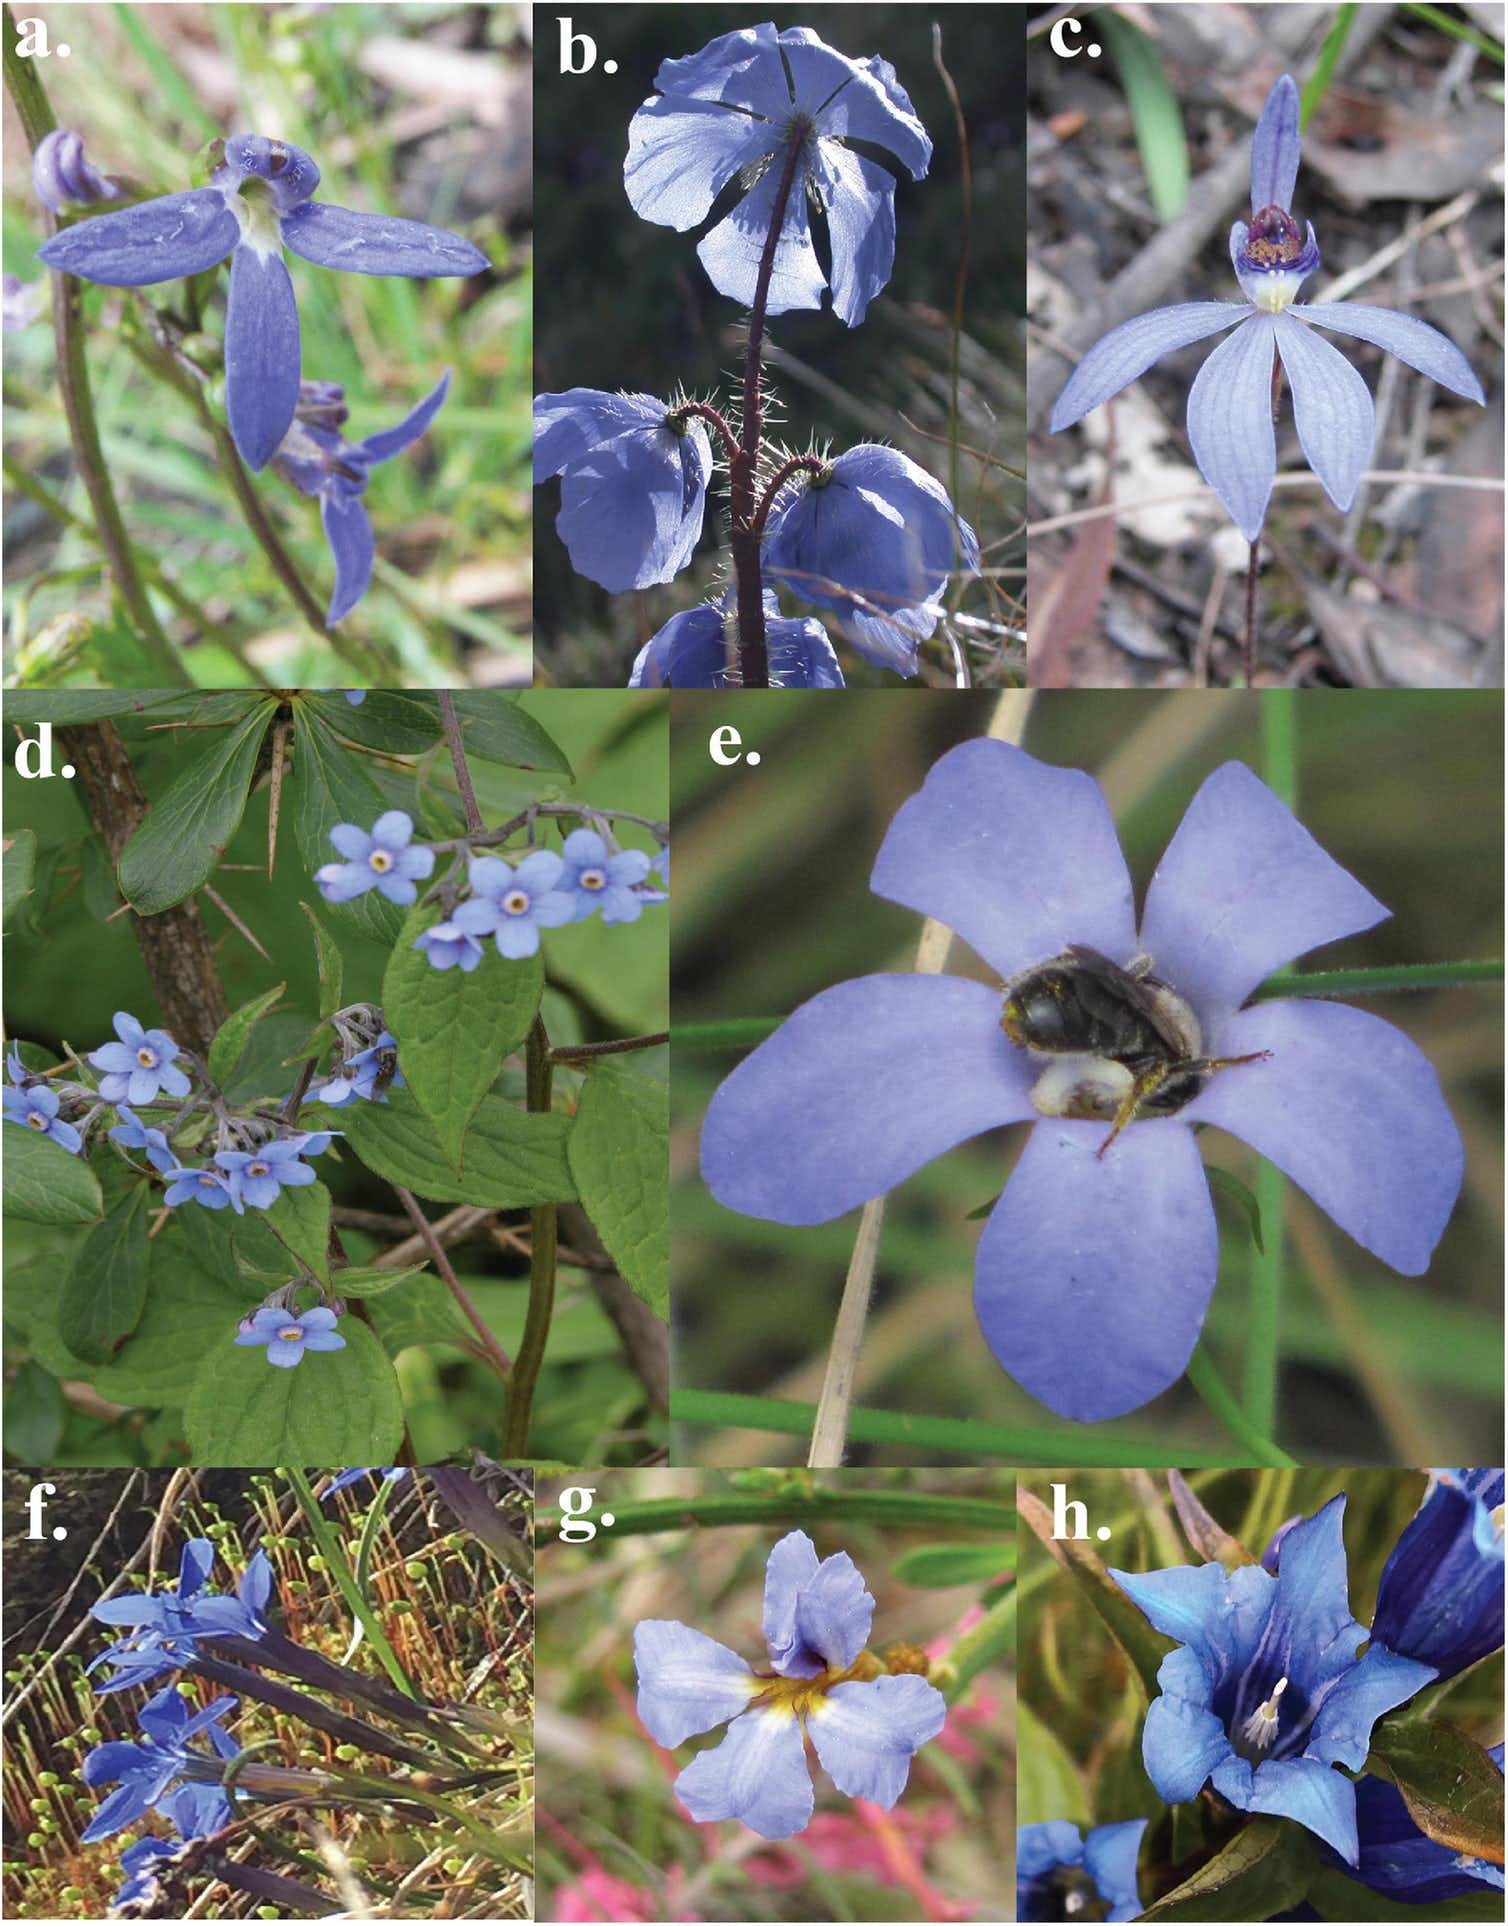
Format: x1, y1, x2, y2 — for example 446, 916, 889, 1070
650, 23, 793, 119
1309, 1645, 1436, 1770
1142, 1645, 1234, 1801
36, 189, 239, 286
359, 370, 450, 464
1275, 312, 1374, 512
1249, 75, 1301, 213
697, 157, 826, 316
280, 200, 485, 276
762, 1531, 822, 1676
788, 33, 931, 178
624, 94, 773, 230
555, 420, 711, 591
1110, 1568, 1251, 1682
1050, 304, 1246, 431
807, 1674, 946, 1806
1082, 1818, 1149, 1922
675, 1707, 814, 1840
1243, 1754, 1360, 1864
809, 142, 895, 328
1186, 314, 1276, 541
1296, 302, 1485, 403
322, 492, 375, 625
533, 389, 663, 483
225, 245, 300, 471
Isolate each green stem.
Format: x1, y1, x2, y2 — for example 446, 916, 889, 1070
503, 1016, 557, 1457
941, 1587, 1015, 1702
283, 1467, 418, 1698
536, 1487, 1014, 1543
1186, 1345, 1297, 1468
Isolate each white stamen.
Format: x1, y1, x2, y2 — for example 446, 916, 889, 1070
1239, 1675, 1288, 1751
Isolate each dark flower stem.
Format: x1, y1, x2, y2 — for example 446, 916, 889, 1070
752, 454, 829, 540
1244, 537, 1259, 685
503, 1016, 557, 1456
187, 1653, 438, 1769
671, 399, 740, 468
547, 1030, 668, 1064
730, 122, 810, 688
437, 690, 485, 834
395, 1185, 515, 1392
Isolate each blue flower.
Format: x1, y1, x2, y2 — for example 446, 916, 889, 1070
413, 918, 486, 972
316, 809, 435, 906
624, 23, 931, 325
1111, 1496, 1436, 1863
162, 1162, 243, 1214
344, 690, 367, 705
89, 1011, 191, 1106
1018, 1819, 1146, 1923
234, 1304, 345, 1368
315, 1033, 403, 1106
324, 1467, 409, 1498
109, 1106, 178, 1173
1344, 1743, 1504, 1904
633, 1529, 946, 1840
454, 851, 574, 960
89, 1540, 272, 1693
33, 128, 119, 214
113, 1836, 183, 1909
1050, 75, 1484, 542
80, 1684, 240, 1843
762, 445, 979, 676
629, 596, 844, 688
534, 390, 711, 591
3, 1079, 82, 1153
1371, 1468, 1504, 1683
272, 373, 451, 624
554, 829, 653, 925
213, 1138, 320, 1210
38, 135, 485, 471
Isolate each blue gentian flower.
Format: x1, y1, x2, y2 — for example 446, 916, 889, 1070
234, 1304, 345, 1368
413, 919, 485, 972
272, 373, 450, 624
316, 809, 435, 906
1346, 1743, 1504, 1904
32, 128, 119, 213
89, 1011, 191, 1106
555, 829, 652, 925
453, 851, 574, 960
624, 23, 931, 325
80, 1685, 240, 1843
3, 1079, 83, 1153
1017, 1819, 1147, 1923
1050, 75, 1484, 541
89, 1540, 271, 1693
629, 596, 844, 688
1371, 1468, 1504, 1683
534, 390, 712, 592
37, 134, 485, 471
213, 1138, 320, 1210
634, 1529, 946, 1841
109, 1106, 178, 1174
1111, 1496, 1436, 1863
314, 1032, 403, 1106
763, 445, 980, 676
162, 1161, 244, 1214
700, 739, 1464, 1421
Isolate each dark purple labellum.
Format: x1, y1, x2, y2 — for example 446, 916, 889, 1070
1245, 204, 1304, 268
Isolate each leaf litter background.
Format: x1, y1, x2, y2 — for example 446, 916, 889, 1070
1028, 1, 1504, 688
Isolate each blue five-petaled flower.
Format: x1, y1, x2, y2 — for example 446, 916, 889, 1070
317, 810, 435, 906
89, 1010, 191, 1106
453, 852, 575, 960
633, 1529, 946, 1840
3, 1077, 83, 1153
37, 134, 485, 471
1112, 1495, 1436, 1864
1017, 1819, 1146, 1922
315, 1032, 404, 1106
1050, 74, 1484, 541
235, 1304, 346, 1368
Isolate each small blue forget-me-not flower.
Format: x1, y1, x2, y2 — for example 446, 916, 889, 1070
89, 1011, 191, 1106
316, 810, 435, 906
235, 1304, 346, 1368
453, 852, 575, 960
4, 1077, 83, 1153
555, 828, 653, 925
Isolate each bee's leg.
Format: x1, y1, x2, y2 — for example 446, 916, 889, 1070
1195, 1049, 1273, 1075
1094, 1070, 1159, 1161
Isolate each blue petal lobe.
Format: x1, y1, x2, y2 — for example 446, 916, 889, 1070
359, 370, 450, 463
279, 200, 485, 276
806, 1674, 946, 1806
810, 143, 896, 327
697, 156, 827, 316
1186, 313, 1277, 541
633, 1619, 756, 1746
1244, 1754, 1360, 1864
1249, 75, 1302, 213
1274, 313, 1374, 513
1308, 1644, 1436, 1771
1082, 1818, 1149, 1921
1296, 302, 1485, 404
225, 244, 300, 471
675, 1708, 814, 1839
321, 492, 376, 626
624, 94, 773, 231
36, 189, 239, 286
762, 1531, 823, 1675
1050, 303, 1246, 431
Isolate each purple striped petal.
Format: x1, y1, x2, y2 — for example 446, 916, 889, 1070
359, 370, 450, 463
1249, 75, 1301, 213
1275, 312, 1375, 513
1294, 302, 1485, 404
225, 245, 300, 471
1186, 314, 1276, 541
1050, 303, 1246, 431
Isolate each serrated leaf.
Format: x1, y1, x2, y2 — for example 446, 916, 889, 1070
1368, 1718, 1506, 1864
891, 1542, 1015, 1589
300, 901, 344, 1019
331, 1263, 429, 1299
1142, 1816, 1317, 1920
184, 1315, 403, 1465
57, 1183, 152, 1363
291, 711, 407, 944
1019, 1485, 1170, 1701
207, 983, 287, 1088
340, 1087, 575, 1209
3, 1360, 68, 1460
447, 691, 573, 773
2, 1128, 103, 1225
383, 907, 542, 1169
1016, 1698, 1090, 1828
1206, 1163, 1265, 1254
255, 1181, 332, 1284
117, 703, 272, 914
566, 1061, 667, 1318
3, 827, 37, 927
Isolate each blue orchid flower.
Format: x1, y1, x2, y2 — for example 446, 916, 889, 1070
88, 1540, 271, 1693
37, 134, 484, 471
80, 1685, 241, 1843
271, 374, 450, 625
1111, 1495, 1436, 1864
630, 594, 844, 688
1017, 1819, 1147, 1923
1371, 1467, 1504, 1683
533, 390, 712, 592
1050, 75, 1484, 541
634, 1529, 946, 1840
762, 443, 980, 676
88, 1011, 191, 1106
3, 1078, 83, 1153
624, 22, 932, 325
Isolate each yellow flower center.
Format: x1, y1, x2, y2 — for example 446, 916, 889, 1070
26, 1111, 48, 1130
277, 1324, 305, 1343
370, 850, 394, 874
503, 890, 530, 915
136, 1047, 157, 1067
580, 869, 606, 890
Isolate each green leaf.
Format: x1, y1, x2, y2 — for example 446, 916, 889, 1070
1368, 1718, 1506, 1864
2, 1128, 103, 1225
383, 906, 543, 1169
94, 1235, 261, 1407
891, 1542, 1014, 1589
300, 690, 443, 753
184, 1315, 403, 1465
1206, 1163, 1265, 1253
1018, 1486, 1170, 1699
1100, 13, 1189, 221
1142, 1817, 1318, 1920
330, 1263, 429, 1299
340, 1088, 576, 1209
207, 983, 287, 1088
447, 692, 573, 774
1016, 1698, 1090, 1828
0, 690, 193, 723
3, 827, 37, 927
254, 1181, 332, 1285
291, 710, 406, 944
57, 1184, 152, 1364
300, 901, 344, 1019
1307, 1867, 1505, 1921
117, 703, 272, 914
1301, 4, 1359, 123
3, 1360, 68, 1460
566, 1062, 667, 1318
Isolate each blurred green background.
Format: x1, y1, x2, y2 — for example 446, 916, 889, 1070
3, 2, 531, 689
669, 689, 1503, 1468
533, 3, 1027, 687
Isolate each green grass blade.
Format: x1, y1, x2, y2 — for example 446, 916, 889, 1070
1099, 14, 1189, 221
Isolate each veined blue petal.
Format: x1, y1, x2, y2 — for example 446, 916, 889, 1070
762, 1531, 822, 1675
1274, 312, 1374, 511
1249, 75, 1301, 214
649, 22, 794, 119
1243, 1754, 1360, 1864
555, 420, 711, 591
533, 389, 667, 484
675, 1707, 815, 1839
1309, 1644, 1436, 1771
624, 94, 773, 231
810, 143, 896, 328
633, 1619, 757, 1746
1294, 301, 1485, 404
359, 370, 450, 464
225, 244, 300, 471
783, 28, 931, 178
321, 492, 376, 626
1140, 1646, 1233, 1801
1049, 303, 1246, 431
1082, 1818, 1150, 1923
1112, 1567, 1262, 1682
279, 200, 485, 277
806, 1673, 946, 1806
1186, 313, 1276, 541
697, 155, 827, 316
36, 189, 239, 286
774, 1538, 874, 1676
